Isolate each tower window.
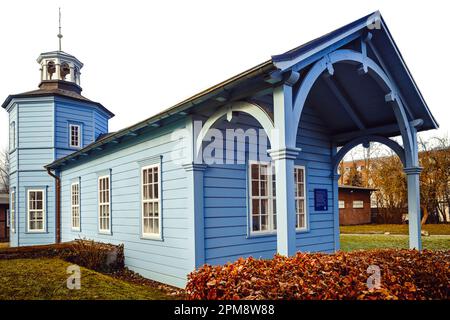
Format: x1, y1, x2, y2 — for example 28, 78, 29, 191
69, 124, 81, 148
9, 121, 15, 151
27, 189, 46, 232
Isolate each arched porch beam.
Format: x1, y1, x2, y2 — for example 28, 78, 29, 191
194, 101, 275, 158
292, 48, 414, 165
331, 135, 406, 174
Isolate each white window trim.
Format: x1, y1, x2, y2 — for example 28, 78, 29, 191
248, 160, 277, 235
10, 190, 15, 233
294, 165, 308, 231
353, 200, 364, 209
338, 200, 345, 209
141, 163, 162, 239
69, 124, 82, 148
71, 182, 80, 231
98, 175, 111, 233
27, 189, 46, 233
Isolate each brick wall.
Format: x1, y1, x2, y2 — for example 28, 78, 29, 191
339, 189, 372, 225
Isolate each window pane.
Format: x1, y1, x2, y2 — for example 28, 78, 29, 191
261, 215, 268, 231
261, 199, 268, 215
143, 218, 150, 234
273, 213, 277, 230
154, 219, 159, 234
260, 180, 267, 196
252, 199, 259, 215
252, 215, 260, 231
251, 164, 259, 180
143, 169, 148, 184
154, 184, 158, 199
252, 181, 259, 196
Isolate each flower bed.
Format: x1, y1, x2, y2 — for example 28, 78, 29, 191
186, 249, 449, 300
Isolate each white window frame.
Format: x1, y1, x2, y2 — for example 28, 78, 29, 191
27, 189, 46, 233
69, 124, 81, 148
353, 200, 364, 209
71, 182, 80, 231
10, 190, 15, 233
141, 164, 162, 239
248, 161, 276, 235
98, 175, 111, 233
9, 121, 15, 151
338, 200, 345, 209
294, 165, 308, 231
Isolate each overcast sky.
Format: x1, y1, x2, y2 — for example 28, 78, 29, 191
0, 0, 448, 153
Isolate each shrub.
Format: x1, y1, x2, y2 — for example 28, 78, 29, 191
0, 239, 124, 273
186, 249, 450, 300
63, 239, 124, 273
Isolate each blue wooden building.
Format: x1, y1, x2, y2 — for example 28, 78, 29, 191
2, 12, 438, 287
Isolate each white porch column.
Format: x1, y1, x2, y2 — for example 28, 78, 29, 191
403, 125, 422, 250
269, 148, 300, 256
182, 116, 207, 270
183, 163, 207, 269
331, 173, 341, 251
270, 73, 300, 256
404, 166, 422, 250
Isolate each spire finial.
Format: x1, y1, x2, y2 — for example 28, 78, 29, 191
57, 7, 63, 51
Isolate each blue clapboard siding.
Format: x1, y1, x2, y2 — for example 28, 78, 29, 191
55, 98, 110, 159
18, 101, 54, 149
8, 104, 18, 246
295, 105, 335, 253
59, 119, 190, 288
6, 96, 111, 247
11, 98, 57, 246
203, 104, 336, 265
93, 109, 108, 140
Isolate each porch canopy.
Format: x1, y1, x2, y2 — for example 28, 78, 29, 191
47, 11, 438, 254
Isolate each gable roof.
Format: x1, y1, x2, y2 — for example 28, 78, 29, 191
45, 11, 438, 170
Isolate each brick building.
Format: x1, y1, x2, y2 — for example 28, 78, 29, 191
0, 193, 9, 242
339, 186, 376, 225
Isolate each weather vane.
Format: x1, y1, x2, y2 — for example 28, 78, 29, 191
57, 8, 63, 51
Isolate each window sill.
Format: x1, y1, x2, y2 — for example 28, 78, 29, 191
71, 228, 81, 232
247, 231, 277, 239
247, 229, 310, 238
25, 230, 47, 234
98, 230, 112, 236
141, 234, 163, 242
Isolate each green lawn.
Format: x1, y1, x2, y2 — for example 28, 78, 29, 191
0, 258, 171, 300
340, 224, 450, 235
340, 234, 450, 251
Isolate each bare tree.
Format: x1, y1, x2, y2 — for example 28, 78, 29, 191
0, 148, 9, 193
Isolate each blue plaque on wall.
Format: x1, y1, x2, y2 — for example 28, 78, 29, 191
314, 189, 328, 211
